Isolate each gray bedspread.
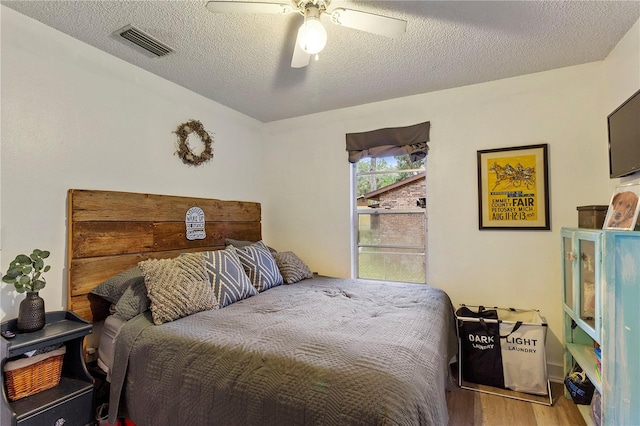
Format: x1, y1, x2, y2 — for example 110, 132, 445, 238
108, 276, 457, 425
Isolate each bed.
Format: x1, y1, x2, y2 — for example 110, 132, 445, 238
67, 189, 458, 426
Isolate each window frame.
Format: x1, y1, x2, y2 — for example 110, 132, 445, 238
351, 160, 427, 283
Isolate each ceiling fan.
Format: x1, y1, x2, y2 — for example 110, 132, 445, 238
205, 0, 407, 68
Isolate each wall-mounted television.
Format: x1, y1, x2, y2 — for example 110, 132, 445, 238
608, 88, 640, 178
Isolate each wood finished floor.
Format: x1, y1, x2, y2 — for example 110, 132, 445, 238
447, 382, 587, 426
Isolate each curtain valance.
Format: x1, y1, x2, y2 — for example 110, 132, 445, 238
346, 121, 430, 163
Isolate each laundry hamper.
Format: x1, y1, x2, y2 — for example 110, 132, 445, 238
455, 304, 552, 405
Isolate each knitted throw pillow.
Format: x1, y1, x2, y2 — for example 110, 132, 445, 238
138, 253, 217, 325
273, 251, 313, 284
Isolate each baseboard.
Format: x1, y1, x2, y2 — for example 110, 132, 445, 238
548, 362, 564, 383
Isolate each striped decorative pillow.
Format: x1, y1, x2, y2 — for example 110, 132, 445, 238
232, 241, 283, 292
273, 251, 313, 284
203, 247, 257, 308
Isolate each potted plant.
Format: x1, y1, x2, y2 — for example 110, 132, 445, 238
2, 249, 51, 332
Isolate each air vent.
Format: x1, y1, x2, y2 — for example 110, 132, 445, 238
115, 25, 174, 57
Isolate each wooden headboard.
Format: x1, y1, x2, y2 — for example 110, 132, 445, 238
67, 189, 261, 321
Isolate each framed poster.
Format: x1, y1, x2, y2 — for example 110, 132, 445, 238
477, 144, 550, 230
602, 184, 640, 230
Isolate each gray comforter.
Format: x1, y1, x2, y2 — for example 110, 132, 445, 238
109, 276, 457, 425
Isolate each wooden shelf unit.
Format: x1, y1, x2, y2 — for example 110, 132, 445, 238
561, 228, 640, 426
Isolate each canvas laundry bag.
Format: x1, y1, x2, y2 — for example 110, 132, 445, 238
456, 306, 504, 389
498, 308, 548, 395
456, 305, 549, 395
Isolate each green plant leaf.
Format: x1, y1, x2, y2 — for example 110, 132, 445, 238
23, 265, 33, 275
15, 285, 26, 293
44, 265, 51, 273
5, 267, 22, 278
40, 250, 50, 258
33, 280, 46, 291
2, 275, 16, 284
19, 275, 31, 285
15, 254, 31, 265
35, 258, 44, 270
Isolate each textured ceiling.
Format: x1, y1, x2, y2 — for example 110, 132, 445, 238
3, 1, 639, 122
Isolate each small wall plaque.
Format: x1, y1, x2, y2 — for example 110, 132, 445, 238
185, 207, 206, 240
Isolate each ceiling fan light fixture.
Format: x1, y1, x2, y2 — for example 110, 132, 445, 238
297, 5, 327, 55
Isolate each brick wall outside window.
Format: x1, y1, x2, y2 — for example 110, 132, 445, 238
364, 177, 425, 246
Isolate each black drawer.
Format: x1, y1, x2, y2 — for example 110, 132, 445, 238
17, 388, 93, 426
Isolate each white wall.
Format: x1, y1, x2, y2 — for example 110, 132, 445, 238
603, 18, 640, 189
262, 18, 640, 380
0, 7, 265, 320
603, 19, 640, 120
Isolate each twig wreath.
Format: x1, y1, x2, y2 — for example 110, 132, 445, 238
174, 119, 214, 166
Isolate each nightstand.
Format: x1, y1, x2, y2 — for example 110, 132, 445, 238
1, 311, 94, 426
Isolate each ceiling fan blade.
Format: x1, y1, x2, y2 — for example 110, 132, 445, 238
206, 1, 294, 15
291, 29, 311, 68
329, 8, 406, 38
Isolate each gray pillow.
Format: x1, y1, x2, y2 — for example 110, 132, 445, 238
90, 266, 144, 304
113, 278, 150, 321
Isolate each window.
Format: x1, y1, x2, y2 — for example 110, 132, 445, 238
353, 155, 426, 283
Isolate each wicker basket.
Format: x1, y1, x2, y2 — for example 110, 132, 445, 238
4, 346, 66, 401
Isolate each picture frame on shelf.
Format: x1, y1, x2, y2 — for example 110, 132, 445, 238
603, 183, 640, 231
477, 143, 550, 230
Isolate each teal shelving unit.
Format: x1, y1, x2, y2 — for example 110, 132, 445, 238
562, 228, 640, 425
